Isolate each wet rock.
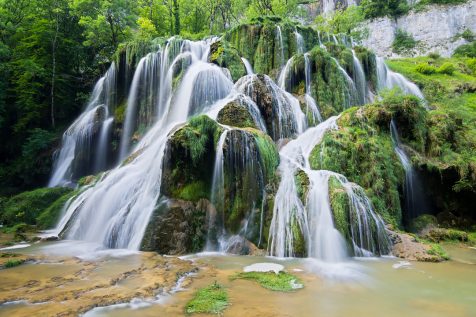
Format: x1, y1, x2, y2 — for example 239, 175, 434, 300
388, 230, 445, 262
224, 236, 266, 256
141, 198, 212, 254
217, 100, 257, 129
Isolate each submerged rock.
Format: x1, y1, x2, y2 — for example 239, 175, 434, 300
389, 230, 447, 262
141, 198, 212, 254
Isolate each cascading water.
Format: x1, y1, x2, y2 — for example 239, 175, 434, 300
49, 63, 117, 187
304, 53, 322, 124
295, 30, 305, 54
331, 57, 360, 108
241, 57, 254, 75
376, 57, 425, 101
94, 117, 114, 173
236, 74, 306, 141
390, 120, 429, 224
54, 38, 234, 250
207, 128, 269, 252
269, 116, 391, 260
351, 50, 368, 104
276, 26, 285, 67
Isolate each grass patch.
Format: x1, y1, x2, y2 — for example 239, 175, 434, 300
230, 271, 303, 292
186, 282, 228, 315
3, 259, 25, 268
427, 243, 450, 260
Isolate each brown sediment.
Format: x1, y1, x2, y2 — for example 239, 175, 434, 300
0, 251, 202, 317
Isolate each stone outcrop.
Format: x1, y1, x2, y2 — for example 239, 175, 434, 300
359, 1, 476, 57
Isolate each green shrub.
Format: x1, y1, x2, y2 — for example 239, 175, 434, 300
427, 243, 450, 260
415, 63, 436, 75
392, 29, 418, 55
453, 42, 476, 58
4, 259, 25, 268
0, 187, 73, 226
186, 282, 228, 314
410, 214, 438, 233
461, 29, 475, 42
436, 62, 456, 75
427, 52, 441, 59
230, 271, 303, 292
467, 58, 476, 74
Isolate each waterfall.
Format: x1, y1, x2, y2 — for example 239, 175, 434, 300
278, 56, 293, 90
207, 128, 268, 252
276, 26, 285, 67
236, 74, 306, 141
207, 129, 229, 251
269, 116, 340, 258
49, 64, 116, 187
54, 38, 234, 250
94, 117, 114, 173
376, 57, 425, 102
331, 57, 359, 108
295, 30, 305, 54
390, 120, 429, 223
269, 116, 391, 260
351, 50, 367, 104
241, 57, 254, 75
304, 53, 322, 124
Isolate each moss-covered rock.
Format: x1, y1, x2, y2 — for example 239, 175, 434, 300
161, 115, 223, 202
37, 190, 78, 230
310, 104, 408, 226
217, 101, 256, 129
141, 198, 210, 254
328, 176, 351, 243
0, 187, 73, 227
209, 40, 246, 82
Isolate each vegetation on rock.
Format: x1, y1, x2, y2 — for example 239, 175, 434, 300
186, 282, 228, 315
230, 271, 303, 292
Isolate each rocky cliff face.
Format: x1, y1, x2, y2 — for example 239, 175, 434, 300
359, 1, 476, 57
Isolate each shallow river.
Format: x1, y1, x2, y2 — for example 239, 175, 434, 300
1, 241, 475, 317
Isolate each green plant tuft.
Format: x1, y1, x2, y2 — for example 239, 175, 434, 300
230, 271, 303, 292
186, 282, 228, 314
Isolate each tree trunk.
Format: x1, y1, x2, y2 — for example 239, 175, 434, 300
50, 5, 60, 129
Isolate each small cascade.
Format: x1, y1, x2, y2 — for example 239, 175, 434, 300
55, 38, 234, 250
351, 50, 367, 104
304, 53, 322, 124
331, 57, 359, 108
207, 129, 268, 252
119, 53, 161, 160
269, 116, 391, 260
275, 26, 285, 67
236, 74, 306, 141
49, 63, 117, 187
390, 120, 429, 224
207, 129, 229, 251
269, 116, 340, 258
94, 117, 114, 173
295, 30, 305, 54
278, 56, 294, 90
376, 57, 425, 101
241, 57, 254, 75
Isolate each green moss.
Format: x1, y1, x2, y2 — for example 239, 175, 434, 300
427, 243, 450, 260
252, 130, 279, 182
309, 99, 413, 226
328, 176, 351, 241
162, 115, 222, 202
217, 101, 256, 129
230, 271, 303, 292
186, 282, 228, 315
209, 40, 246, 82
386, 57, 476, 215
37, 190, 78, 230
294, 169, 309, 203
1, 187, 73, 226
3, 259, 25, 268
